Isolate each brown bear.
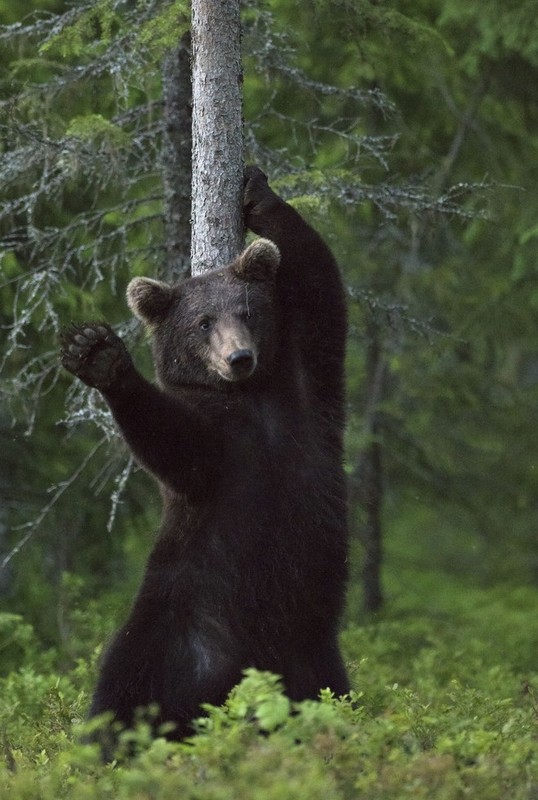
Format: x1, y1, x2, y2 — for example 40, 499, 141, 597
60, 166, 349, 748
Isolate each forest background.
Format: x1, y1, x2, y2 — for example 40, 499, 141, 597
0, 0, 537, 797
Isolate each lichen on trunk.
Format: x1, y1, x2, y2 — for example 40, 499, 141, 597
191, 0, 244, 276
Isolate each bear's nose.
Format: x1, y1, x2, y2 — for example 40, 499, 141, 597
227, 349, 254, 370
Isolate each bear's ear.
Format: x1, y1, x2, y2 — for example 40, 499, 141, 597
126, 277, 175, 325
233, 238, 280, 283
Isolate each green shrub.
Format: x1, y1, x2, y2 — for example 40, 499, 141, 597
1, 580, 537, 799
1, 560, 537, 800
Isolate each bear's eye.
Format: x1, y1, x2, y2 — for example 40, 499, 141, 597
199, 318, 212, 332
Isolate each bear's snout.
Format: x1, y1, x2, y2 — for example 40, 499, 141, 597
226, 348, 256, 380
228, 348, 255, 370
208, 320, 258, 382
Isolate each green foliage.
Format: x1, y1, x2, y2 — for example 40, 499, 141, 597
438, 0, 538, 68
1, 576, 537, 798
0, 613, 39, 675
39, 0, 122, 58
65, 114, 130, 147
135, 1, 190, 54
39, 0, 189, 61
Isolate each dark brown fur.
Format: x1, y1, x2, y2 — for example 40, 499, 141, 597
60, 167, 349, 751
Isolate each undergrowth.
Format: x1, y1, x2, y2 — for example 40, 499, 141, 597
1, 572, 537, 798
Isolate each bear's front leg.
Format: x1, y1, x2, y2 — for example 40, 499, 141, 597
60, 323, 134, 392
61, 322, 217, 492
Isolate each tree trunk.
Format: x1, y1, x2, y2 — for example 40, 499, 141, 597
190, 0, 244, 276
356, 432, 384, 614
161, 33, 192, 281
351, 319, 386, 614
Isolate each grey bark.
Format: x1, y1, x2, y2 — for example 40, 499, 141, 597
191, 0, 244, 275
161, 33, 192, 281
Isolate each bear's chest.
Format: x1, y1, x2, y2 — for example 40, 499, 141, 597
255, 396, 290, 450
218, 393, 322, 502
238, 392, 305, 449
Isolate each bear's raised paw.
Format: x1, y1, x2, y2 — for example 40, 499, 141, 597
60, 322, 133, 391
244, 165, 280, 231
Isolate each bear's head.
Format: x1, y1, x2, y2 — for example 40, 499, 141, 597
127, 239, 280, 389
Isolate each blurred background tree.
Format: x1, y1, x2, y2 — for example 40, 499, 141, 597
0, 0, 536, 654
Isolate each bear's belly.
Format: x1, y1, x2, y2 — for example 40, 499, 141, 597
152, 446, 346, 631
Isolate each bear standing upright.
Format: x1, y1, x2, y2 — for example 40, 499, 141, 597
60, 167, 350, 744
